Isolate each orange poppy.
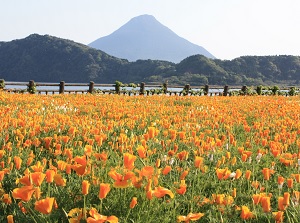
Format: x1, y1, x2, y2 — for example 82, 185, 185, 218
245, 170, 251, 180
232, 188, 237, 198
84, 145, 93, 157
287, 178, 293, 188
152, 186, 174, 199
261, 196, 271, 212
177, 212, 205, 222
145, 178, 152, 192
30, 161, 44, 172
176, 150, 188, 161
140, 166, 154, 178
277, 176, 284, 187
240, 206, 254, 220
82, 180, 90, 195
235, 169, 242, 179
68, 208, 83, 222
262, 168, 271, 180
273, 211, 284, 223
293, 191, 300, 203
231, 156, 237, 165
241, 153, 248, 162
293, 173, 300, 183
7, 215, 14, 223
3, 194, 12, 204
176, 181, 187, 195
108, 170, 135, 188
223, 195, 234, 205
278, 196, 285, 211
130, 197, 138, 209
30, 172, 46, 187
93, 152, 108, 162
14, 156, 22, 170
87, 208, 118, 223
53, 173, 66, 186
155, 159, 161, 168
252, 194, 261, 205
194, 156, 204, 168
72, 156, 87, 176
148, 127, 156, 139
18, 174, 32, 186
216, 168, 225, 180
26, 157, 34, 166
64, 148, 73, 160
251, 180, 260, 189
283, 192, 290, 206
57, 160, 67, 171
34, 187, 42, 200
65, 164, 72, 175
43, 137, 52, 149
216, 168, 231, 180
46, 169, 55, 183
123, 153, 136, 170
211, 194, 222, 205
146, 190, 153, 200
136, 145, 147, 159
99, 183, 111, 199
180, 170, 189, 180
161, 165, 171, 175
34, 197, 55, 214
0, 170, 5, 181
12, 185, 35, 202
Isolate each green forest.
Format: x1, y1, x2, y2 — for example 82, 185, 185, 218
0, 34, 299, 86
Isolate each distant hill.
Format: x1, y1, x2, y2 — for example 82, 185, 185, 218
0, 34, 300, 86
89, 14, 215, 63
0, 34, 129, 83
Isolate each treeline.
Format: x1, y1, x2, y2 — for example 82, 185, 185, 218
0, 34, 299, 86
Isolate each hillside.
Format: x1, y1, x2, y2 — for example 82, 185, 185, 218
0, 34, 129, 83
0, 34, 300, 86
89, 14, 215, 63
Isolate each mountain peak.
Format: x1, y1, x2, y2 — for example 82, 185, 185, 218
89, 15, 215, 63
127, 14, 161, 25
130, 14, 157, 21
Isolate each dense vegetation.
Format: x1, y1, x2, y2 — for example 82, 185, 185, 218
0, 34, 299, 85
1, 92, 300, 223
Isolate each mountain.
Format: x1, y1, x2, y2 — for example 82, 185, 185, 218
0, 34, 299, 86
0, 34, 129, 83
89, 14, 215, 63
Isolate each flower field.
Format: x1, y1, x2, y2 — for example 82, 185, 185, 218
1, 91, 300, 223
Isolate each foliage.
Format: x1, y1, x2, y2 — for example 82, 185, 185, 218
256, 85, 263, 95
114, 80, 123, 94
92, 88, 104, 94
288, 87, 297, 96
271, 85, 280, 95
0, 79, 5, 89
27, 82, 36, 94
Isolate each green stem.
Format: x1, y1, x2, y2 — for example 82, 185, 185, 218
100, 198, 103, 213
83, 195, 87, 220
286, 209, 292, 223
190, 169, 197, 213
120, 189, 123, 214
125, 208, 132, 222
219, 211, 224, 223
47, 183, 51, 197
24, 202, 39, 223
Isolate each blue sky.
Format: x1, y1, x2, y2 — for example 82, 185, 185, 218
1, 0, 299, 60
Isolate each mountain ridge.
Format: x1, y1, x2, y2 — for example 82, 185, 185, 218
0, 34, 300, 86
89, 14, 215, 63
